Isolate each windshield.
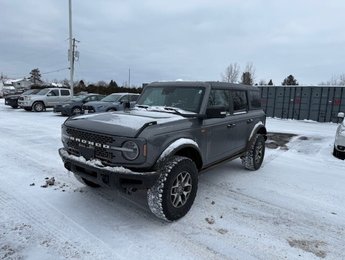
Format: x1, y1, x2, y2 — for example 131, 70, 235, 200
136, 86, 205, 113
23, 89, 40, 95
36, 88, 50, 95
101, 94, 123, 102
70, 96, 86, 102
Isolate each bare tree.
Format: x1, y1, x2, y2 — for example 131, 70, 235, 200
319, 74, 345, 85
244, 62, 256, 81
221, 63, 240, 83
259, 79, 267, 86
339, 74, 345, 85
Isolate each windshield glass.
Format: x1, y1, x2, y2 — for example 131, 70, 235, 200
137, 86, 205, 113
70, 96, 86, 102
101, 94, 123, 102
36, 88, 50, 95
23, 89, 39, 95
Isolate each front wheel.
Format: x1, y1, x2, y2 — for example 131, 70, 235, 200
33, 102, 45, 112
241, 134, 265, 170
71, 106, 82, 115
147, 156, 198, 221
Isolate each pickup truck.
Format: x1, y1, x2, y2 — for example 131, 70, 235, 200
19, 88, 71, 112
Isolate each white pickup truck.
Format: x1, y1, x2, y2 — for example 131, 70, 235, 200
18, 88, 71, 112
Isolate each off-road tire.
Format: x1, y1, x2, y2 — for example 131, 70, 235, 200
33, 102, 45, 112
147, 156, 198, 221
241, 134, 265, 170
24, 107, 32, 111
106, 108, 117, 112
11, 105, 18, 109
72, 106, 82, 115
333, 147, 345, 160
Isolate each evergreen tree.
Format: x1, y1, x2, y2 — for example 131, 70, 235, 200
282, 75, 298, 85
241, 72, 253, 85
29, 68, 42, 84
268, 79, 274, 85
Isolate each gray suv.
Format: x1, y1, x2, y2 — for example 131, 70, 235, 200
59, 81, 267, 221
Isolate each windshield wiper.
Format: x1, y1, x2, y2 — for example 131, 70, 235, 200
135, 105, 150, 109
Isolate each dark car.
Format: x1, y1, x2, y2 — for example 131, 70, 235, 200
5, 89, 41, 108
59, 81, 267, 221
54, 94, 105, 116
82, 93, 140, 113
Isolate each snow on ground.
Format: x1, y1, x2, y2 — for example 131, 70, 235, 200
0, 101, 344, 260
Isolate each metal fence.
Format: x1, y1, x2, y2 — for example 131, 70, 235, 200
259, 86, 345, 123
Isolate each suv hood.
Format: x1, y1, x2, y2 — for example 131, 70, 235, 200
64, 110, 188, 138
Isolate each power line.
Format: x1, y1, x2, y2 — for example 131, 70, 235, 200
41, 67, 70, 75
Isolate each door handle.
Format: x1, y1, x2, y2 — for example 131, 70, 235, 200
227, 123, 236, 128
247, 119, 254, 124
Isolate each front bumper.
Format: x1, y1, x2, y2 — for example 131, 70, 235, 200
59, 148, 160, 190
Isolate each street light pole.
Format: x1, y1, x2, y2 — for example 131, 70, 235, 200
68, 0, 74, 96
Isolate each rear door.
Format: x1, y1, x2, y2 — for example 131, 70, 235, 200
60, 89, 71, 102
228, 90, 251, 152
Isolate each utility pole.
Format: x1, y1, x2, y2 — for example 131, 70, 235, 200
68, 0, 74, 96
128, 68, 131, 88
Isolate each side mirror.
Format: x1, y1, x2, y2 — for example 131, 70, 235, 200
337, 112, 344, 118
206, 106, 227, 118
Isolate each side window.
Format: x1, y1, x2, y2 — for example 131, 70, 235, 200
207, 89, 230, 114
61, 89, 70, 96
119, 95, 129, 102
48, 90, 59, 96
131, 95, 139, 101
231, 90, 247, 113
249, 91, 261, 109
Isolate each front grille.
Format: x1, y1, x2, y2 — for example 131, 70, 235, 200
66, 127, 113, 143
66, 127, 114, 162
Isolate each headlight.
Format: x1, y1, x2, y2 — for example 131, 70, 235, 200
122, 141, 139, 160
338, 126, 345, 135
26, 96, 31, 100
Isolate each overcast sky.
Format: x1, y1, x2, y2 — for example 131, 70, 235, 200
1, 0, 345, 86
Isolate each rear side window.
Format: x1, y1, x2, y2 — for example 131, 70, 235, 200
231, 90, 247, 113
249, 91, 261, 109
208, 89, 231, 114
61, 89, 70, 96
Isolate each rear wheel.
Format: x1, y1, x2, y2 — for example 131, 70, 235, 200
11, 105, 18, 109
241, 134, 266, 170
107, 108, 117, 112
33, 102, 45, 112
147, 156, 198, 221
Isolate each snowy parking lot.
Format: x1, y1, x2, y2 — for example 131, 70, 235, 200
0, 101, 344, 260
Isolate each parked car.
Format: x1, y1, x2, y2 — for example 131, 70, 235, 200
54, 94, 105, 116
82, 93, 140, 113
333, 112, 345, 159
18, 88, 71, 112
5, 89, 41, 108
0, 86, 16, 97
59, 81, 267, 221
